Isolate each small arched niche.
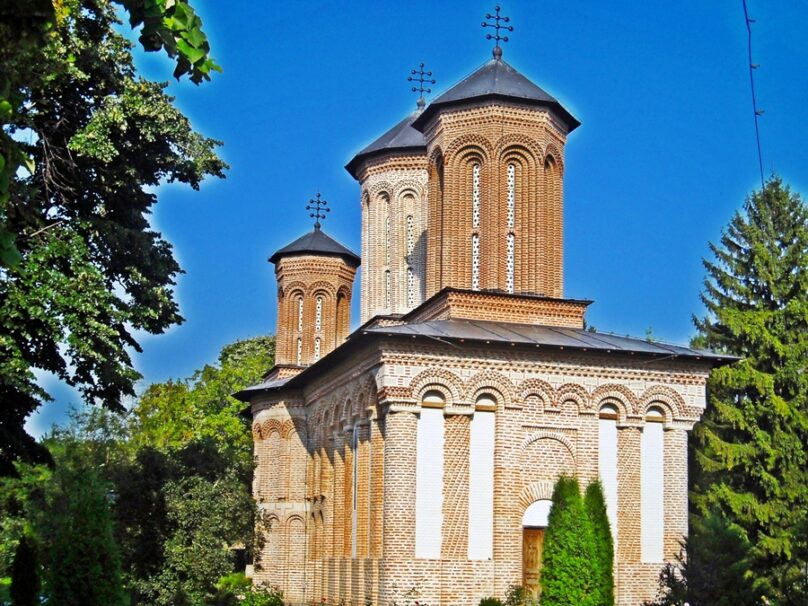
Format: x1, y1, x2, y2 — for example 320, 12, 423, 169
475, 393, 497, 411
422, 389, 446, 408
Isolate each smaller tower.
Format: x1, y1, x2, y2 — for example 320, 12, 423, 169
269, 194, 360, 368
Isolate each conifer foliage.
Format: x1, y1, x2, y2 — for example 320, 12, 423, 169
585, 481, 615, 606
541, 476, 599, 606
692, 177, 808, 604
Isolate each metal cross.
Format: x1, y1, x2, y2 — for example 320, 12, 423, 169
306, 193, 330, 229
482, 5, 513, 59
408, 63, 436, 109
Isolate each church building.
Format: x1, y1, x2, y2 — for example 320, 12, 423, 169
237, 12, 732, 605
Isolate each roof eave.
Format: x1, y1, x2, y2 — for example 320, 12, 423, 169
412, 94, 580, 133
344, 145, 428, 180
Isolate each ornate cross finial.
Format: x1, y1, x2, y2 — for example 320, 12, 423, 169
306, 192, 330, 230
482, 5, 513, 60
408, 63, 436, 109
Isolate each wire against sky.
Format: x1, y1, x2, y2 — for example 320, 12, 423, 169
742, 0, 765, 189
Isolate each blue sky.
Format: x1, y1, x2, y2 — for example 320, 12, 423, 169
27, 0, 808, 435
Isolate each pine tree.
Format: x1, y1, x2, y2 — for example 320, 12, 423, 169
584, 481, 614, 606
540, 476, 597, 606
10, 534, 40, 606
692, 176, 808, 604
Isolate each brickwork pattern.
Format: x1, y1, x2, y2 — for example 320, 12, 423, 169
273, 254, 357, 366
251, 343, 709, 605
421, 104, 568, 299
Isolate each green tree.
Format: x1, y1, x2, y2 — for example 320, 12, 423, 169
584, 480, 614, 606
540, 476, 597, 606
40, 458, 126, 606
0, 0, 227, 476
692, 177, 808, 604
0, 0, 219, 267
9, 533, 40, 606
645, 511, 759, 606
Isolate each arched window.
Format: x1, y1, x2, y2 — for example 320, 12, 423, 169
315, 295, 323, 332
471, 163, 481, 290
406, 214, 415, 256
506, 233, 515, 293
469, 395, 496, 560
507, 163, 516, 229
641, 406, 665, 562
472, 164, 481, 228
471, 234, 480, 291
297, 296, 304, 333
598, 404, 619, 536
415, 390, 445, 559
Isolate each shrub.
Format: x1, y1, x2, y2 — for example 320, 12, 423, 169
584, 480, 615, 606
540, 476, 598, 606
479, 597, 503, 606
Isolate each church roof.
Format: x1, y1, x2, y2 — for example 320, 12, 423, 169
235, 316, 736, 401
345, 110, 426, 178
268, 226, 360, 266
362, 319, 730, 361
412, 57, 580, 132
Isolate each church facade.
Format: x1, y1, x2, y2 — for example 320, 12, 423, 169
237, 34, 731, 606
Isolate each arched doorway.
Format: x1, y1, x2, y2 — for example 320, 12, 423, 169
522, 500, 552, 598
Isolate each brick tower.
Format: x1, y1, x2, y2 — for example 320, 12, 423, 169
412, 46, 580, 298
269, 217, 359, 368
346, 101, 429, 323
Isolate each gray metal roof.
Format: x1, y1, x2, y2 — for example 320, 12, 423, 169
345, 110, 426, 178
268, 227, 360, 266
412, 58, 580, 132
363, 319, 732, 362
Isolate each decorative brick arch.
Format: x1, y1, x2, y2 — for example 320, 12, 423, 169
519, 480, 556, 511
261, 418, 283, 438
556, 383, 591, 414
367, 181, 393, 199
283, 417, 306, 440
445, 133, 495, 163
408, 368, 464, 405
520, 378, 556, 410
521, 431, 576, 460
543, 143, 565, 174
465, 370, 518, 408
307, 281, 337, 298
281, 281, 307, 299
252, 421, 263, 440
592, 383, 640, 416
394, 179, 427, 200
428, 145, 444, 168
496, 134, 543, 166
639, 385, 687, 422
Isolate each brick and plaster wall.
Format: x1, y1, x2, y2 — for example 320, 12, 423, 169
251, 338, 709, 605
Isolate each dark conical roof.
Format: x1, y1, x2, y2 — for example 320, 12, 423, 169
345, 110, 426, 179
412, 58, 580, 132
269, 227, 360, 266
